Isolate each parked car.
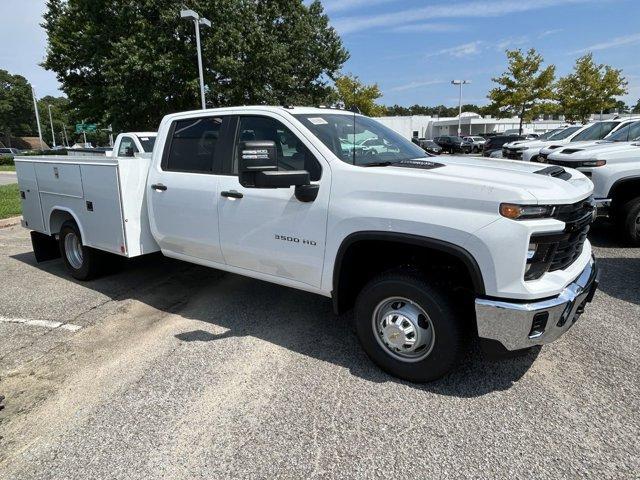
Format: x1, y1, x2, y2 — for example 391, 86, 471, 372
544, 139, 640, 244
0, 147, 21, 158
421, 139, 443, 155
482, 135, 524, 157
433, 135, 472, 154
16, 106, 598, 382
463, 136, 486, 153
528, 118, 640, 163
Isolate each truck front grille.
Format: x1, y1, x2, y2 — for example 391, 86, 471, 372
548, 200, 594, 272
503, 147, 523, 159
526, 198, 594, 279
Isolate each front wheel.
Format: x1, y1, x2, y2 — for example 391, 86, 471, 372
59, 220, 104, 280
620, 197, 640, 245
354, 271, 464, 382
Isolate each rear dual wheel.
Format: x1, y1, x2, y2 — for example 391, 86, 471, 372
59, 221, 104, 280
354, 271, 464, 382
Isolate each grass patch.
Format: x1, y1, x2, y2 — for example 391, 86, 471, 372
0, 183, 21, 219
0, 164, 16, 171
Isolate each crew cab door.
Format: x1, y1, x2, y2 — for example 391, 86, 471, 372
147, 115, 231, 263
217, 114, 330, 287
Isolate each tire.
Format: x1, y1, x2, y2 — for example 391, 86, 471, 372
59, 220, 103, 280
354, 271, 464, 382
620, 197, 640, 245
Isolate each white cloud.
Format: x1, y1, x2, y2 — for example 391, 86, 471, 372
425, 41, 484, 58
321, 0, 399, 14
571, 32, 640, 54
332, 0, 600, 35
495, 36, 529, 51
388, 79, 444, 92
539, 28, 563, 38
390, 23, 463, 33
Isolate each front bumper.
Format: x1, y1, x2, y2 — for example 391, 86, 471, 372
474, 258, 598, 351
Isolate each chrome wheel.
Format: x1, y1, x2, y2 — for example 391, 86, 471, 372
64, 232, 84, 270
372, 297, 435, 362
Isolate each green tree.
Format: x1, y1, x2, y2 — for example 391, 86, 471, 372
0, 70, 36, 146
556, 54, 628, 122
334, 74, 384, 116
631, 98, 640, 114
37, 95, 72, 147
42, 0, 348, 132
487, 48, 556, 134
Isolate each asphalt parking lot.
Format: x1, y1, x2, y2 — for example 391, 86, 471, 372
0, 222, 638, 479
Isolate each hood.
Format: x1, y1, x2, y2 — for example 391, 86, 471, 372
370, 156, 593, 205
504, 139, 550, 149
548, 141, 640, 160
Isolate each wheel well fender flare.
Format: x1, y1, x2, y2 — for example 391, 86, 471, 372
608, 176, 640, 201
48, 207, 85, 240
331, 231, 486, 311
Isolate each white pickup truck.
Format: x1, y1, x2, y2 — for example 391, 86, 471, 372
540, 130, 640, 244
107, 132, 157, 157
525, 118, 640, 163
14, 106, 599, 382
504, 120, 631, 161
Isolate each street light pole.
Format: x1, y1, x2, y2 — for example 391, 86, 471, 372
181, 9, 211, 110
451, 80, 471, 137
47, 104, 57, 147
31, 87, 44, 151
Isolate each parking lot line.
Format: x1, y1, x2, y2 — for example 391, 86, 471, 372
0, 316, 82, 332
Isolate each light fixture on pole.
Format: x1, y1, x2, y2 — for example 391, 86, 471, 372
47, 104, 57, 147
31, 87, 44, 151
451, 80, 471, 137
181, 9, 211, 110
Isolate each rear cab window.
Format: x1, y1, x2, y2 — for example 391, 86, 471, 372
162, 116, 227, 173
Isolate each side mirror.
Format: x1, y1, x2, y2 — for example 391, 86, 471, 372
239, 140, 310, 189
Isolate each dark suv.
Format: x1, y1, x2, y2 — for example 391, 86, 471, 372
482, 135, 525, 157
433, 136, 472, 154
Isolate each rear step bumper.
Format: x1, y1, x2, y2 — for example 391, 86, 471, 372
474, 258, 598, 351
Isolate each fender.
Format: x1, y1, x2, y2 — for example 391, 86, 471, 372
47, 207, 85, 239
332, 231, 486, 313
607, 175, 640, 200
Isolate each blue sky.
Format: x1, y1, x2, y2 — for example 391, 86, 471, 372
2, 0, 639, 108
323, 0, 640, 107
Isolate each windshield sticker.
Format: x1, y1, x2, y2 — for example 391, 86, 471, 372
308, 117, 328, 125
140, 137, 149, 141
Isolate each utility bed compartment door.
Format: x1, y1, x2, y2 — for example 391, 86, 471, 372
78, 164, 126, 254
34, 162, 84, 198
15, 162, 45, 232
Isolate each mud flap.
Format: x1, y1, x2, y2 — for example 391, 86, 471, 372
30, 231, 61, 263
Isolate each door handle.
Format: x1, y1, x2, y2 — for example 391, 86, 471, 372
151, 183, 167, 191
221, 190, 243, 199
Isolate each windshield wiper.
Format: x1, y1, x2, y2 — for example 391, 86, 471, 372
362, 161, 401, 167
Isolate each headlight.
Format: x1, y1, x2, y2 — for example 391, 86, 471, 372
579, 159, 606, 167
500, 203, 556, 220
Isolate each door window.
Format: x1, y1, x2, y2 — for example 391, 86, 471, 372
117, 136, 137, 156
234, 116, 322, 181
163, 117, 224, 173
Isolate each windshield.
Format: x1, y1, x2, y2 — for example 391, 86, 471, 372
548, 126, 582, 140
138, 135, 156, 152
605, 121, 640, 142
570, 122, 618, 142
294, 113, 427, 165
537, 128, 561, 140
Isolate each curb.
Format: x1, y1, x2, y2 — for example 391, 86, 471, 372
0, 171, 16, 174
0, 216, 22, 229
